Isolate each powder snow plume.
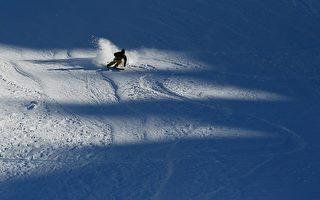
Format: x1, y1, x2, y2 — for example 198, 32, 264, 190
93, 38, 148, 66
93, 38, 119, 66
92, 38, 200, 69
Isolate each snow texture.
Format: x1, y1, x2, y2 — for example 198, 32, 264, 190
0, 0, 320, 200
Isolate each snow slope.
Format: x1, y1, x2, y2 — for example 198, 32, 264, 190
0, 0, 320, 200
0, 39, 308, 199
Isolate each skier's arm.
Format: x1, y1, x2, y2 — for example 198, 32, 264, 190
123, 55, 127, 66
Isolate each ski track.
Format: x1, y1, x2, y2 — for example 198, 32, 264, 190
98, 72, 121, 103
134, 63, 306, 198
0, 52, 116, 181
136, 71, 292, 199
0, 47, 307, 198
98, 71, 148, 142
152, 141, 178, 200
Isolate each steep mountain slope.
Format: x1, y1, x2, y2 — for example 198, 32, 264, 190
0, 0, 320, 199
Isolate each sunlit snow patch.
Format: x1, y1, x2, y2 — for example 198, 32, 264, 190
162, 78, 290, 101
93, 38, 203, 71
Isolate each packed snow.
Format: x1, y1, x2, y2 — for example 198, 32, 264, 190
0, 0, 320, 199
0, 38, 306, 199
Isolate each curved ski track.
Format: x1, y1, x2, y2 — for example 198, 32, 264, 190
0, 52, 306, 198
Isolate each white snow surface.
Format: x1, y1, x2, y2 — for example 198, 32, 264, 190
0, 38, 306, 199
1, 0, 320, 198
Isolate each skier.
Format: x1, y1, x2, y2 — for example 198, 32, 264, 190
107, 49, 127, 68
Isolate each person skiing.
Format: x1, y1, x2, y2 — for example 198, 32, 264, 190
107, 49, 127, 68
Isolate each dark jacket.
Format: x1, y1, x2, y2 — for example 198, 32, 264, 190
114, 51, 127, 66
